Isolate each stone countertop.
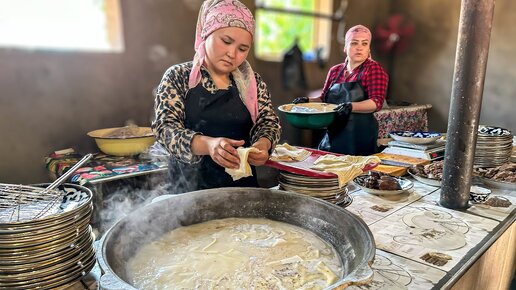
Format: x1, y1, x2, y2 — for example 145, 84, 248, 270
345, 179, 515, 289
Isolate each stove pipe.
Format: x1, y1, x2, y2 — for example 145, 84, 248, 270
440, 0, 496, 209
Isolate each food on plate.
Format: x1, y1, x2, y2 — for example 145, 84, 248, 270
411, 160, 444, 180
474, 162, 516, 183
484, 196, 512, 207
360, 171, 402, 190
270, 143, 311, 162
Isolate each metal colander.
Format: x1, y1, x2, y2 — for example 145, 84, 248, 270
0, 154, 92, 223
0, 184, 64, 223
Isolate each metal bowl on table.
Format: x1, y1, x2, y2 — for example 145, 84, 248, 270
97, 187, 376, 290
278, 103, 338, 129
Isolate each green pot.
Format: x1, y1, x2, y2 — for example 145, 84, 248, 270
279, 103, 337, 129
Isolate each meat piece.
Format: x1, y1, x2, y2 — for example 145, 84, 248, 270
378, 178, 401, 190
493, 171, 511, 180
499, 163, 516, 172
424, 160, 444, 180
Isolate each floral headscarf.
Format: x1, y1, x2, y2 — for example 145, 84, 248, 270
189, 0, 258, 122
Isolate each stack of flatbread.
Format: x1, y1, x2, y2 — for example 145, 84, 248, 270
270, 143, 311, 162
225, 147, 259, 181
311, 155, 381, 187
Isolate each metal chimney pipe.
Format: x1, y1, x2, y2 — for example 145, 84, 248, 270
440, 0, 496, 209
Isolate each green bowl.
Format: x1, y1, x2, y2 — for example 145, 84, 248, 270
278, 103, 338, 129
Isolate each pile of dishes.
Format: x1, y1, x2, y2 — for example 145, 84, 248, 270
0, 184, 95, 289
511, 137, 516, 163
279, 171, 352, 207
475, 125, 513, 167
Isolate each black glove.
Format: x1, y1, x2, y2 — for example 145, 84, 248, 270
292, 96, 309, 104
334, 102, 352, 116
331, 102, 352, 129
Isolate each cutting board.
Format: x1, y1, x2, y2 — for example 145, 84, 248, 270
371, 153, 430, 176
372, 164, 408, 176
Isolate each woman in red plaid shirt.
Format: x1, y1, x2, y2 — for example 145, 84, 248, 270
294, 25, 388, 155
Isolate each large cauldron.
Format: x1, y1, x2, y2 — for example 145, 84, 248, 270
97, 188, 375, 289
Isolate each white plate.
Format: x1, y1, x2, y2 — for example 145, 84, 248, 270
407, 168, 442, 187
353, 176, 414, 196
390, 131, 442, 145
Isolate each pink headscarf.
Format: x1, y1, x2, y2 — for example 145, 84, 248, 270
344, 24, 373, 61
189, 0, 258, 123
345, 25, 372, 47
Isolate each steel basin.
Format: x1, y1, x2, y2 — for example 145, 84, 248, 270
97, 187, 375, 289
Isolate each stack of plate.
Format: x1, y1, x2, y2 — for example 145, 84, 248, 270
475, 126, 513, 167
279, 171, 353, 207
511, 136, 516, 163
0, 184, 96, 290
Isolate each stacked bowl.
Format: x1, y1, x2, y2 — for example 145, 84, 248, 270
474, 126, 513, 167
0, 184, 95, 290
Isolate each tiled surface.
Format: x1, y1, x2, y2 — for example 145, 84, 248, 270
347, 249, 447, 290
369, 201, 499, 272
346, 180, 438, 225
421, 189, 516, 221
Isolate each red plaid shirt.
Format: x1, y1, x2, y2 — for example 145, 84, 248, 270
320, 59, 388, 111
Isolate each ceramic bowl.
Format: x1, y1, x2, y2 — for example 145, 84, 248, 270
469, 185, 492, 203
390, 131, 442, 145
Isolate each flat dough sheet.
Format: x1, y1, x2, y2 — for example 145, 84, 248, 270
225, 147, 260, 181
270, 143, 311, 162
311, 155, 381, 187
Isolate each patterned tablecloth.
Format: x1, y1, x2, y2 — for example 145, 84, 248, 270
374, 104, 433, 138
45, 149, 168, 185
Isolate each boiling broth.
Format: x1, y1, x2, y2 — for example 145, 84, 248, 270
127, 218, 343, 289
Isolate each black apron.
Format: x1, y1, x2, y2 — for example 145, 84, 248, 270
318, 65, 378, 155
167, 81, 258, 194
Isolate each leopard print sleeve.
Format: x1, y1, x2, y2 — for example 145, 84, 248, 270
151, 62, 203, 164
250, 72, 281, 150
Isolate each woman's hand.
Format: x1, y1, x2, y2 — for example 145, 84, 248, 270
207, 137, 244, 169
192, 135, 244, 169
248, 138, 272, 166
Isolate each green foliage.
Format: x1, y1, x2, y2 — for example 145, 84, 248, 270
255, 0, 315, 59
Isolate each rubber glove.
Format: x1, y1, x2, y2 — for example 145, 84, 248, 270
292, 97, 309, 104
334, 102, 352, 117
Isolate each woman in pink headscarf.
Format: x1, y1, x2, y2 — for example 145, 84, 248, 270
294, 25, 388, 155
152, 0, 280, 193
